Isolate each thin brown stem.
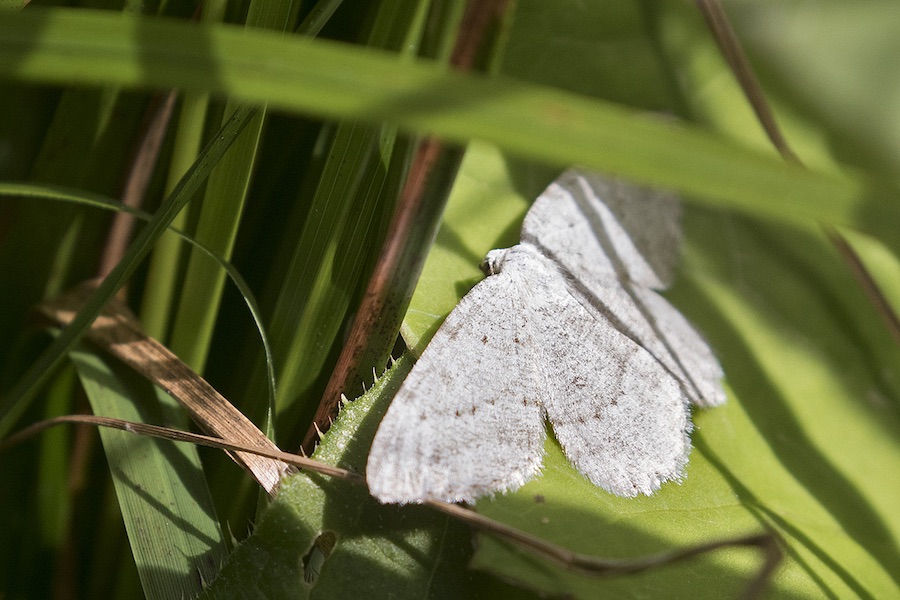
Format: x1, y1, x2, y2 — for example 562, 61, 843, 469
425, 499, 780, 584
98, 90, 178, 280
303, 0, 511, 451
3, 412, 780, 599
826, 228, 900, 345
697, 1, 900, 349
304, 136, 452, 450
695, 0, 799, 165
0, 414, 359, 483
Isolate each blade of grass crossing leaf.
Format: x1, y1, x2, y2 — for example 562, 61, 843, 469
1, 9, 891, 248
139, 92, 215, 341
37, 285, 289, 493
167, 109, 265, 372
296, 0, 345, 36
0, 104, 255, 438
71, 348, 226, 600
210, 0, 425, 524
309, 0, 515, 442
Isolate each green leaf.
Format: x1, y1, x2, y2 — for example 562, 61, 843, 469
247, 0, 429, 441
0, 104, 255, 438
72, 348, 226, 600
167, 0, 300, 373
2, 8, 895, 249
399, 142, 900, 598
199, 356, 478, 600
390, 6, 900, 595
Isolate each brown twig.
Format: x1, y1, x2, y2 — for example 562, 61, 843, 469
0, 415, 356, 483
98, 90, 179, 281
36, 281, 291, 494
303, 0, 511, 451
303, 136, 456, 450
697, 0, 900, 348
825, 228, 900, 345
695, 0, 799, 165
2, 412, 781, 598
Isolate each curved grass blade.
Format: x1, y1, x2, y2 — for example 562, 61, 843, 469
0, 105, 255, 437
167, 0, 306, 374
0, 181, 279, 431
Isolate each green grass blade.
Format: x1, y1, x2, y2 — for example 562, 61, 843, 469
0, 8, 892, 248
71, 348, 226, 600
0, 105, 255, 437
0, 180, 280, 423
253, 0, 429, 440
0, 87, 142, 378
139, 0, 230, 341
167, 0, 300, 373
139, 91, 214, 341
167, 105, 264, 372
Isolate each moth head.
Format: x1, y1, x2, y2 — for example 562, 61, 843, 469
480, 248, 509, 276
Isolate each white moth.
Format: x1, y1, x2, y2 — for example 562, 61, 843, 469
367, 169, 726, 504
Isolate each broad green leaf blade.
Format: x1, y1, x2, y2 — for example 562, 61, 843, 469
71, 348, 226, 600
199, 356, 478, 600
2, 8, 895, 249
399, 143, 900, 598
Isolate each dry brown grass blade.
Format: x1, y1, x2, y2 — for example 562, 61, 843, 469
98, 90, 179, 280
2, 413, 780, 598
0, 414, 358, 483
36, 280, 291, 494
